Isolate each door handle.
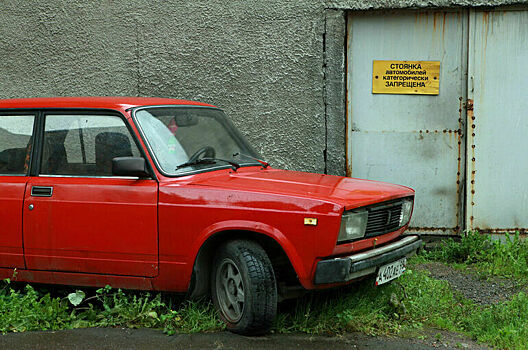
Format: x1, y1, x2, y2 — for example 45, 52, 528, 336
31, 186, 53, 197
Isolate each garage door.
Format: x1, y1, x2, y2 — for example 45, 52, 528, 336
467, 9, 528, 233
347, 10, 467, 235
347, 8, 528, 235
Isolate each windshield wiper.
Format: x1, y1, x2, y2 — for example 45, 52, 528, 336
233, 152, 270, 169
176, 158, 240, 171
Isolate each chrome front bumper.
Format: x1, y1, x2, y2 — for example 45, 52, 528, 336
314, 235, 422, 285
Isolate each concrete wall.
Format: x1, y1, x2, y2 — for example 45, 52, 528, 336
327, 0, 528, 10
0, 0, 326, 173
1, 0, 527, 174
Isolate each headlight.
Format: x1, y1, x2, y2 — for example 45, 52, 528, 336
400, 198, 414, 226
337, 209, 367, 243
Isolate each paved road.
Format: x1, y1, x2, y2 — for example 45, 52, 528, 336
0, 328, 481, 350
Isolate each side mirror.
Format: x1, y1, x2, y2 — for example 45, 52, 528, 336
112, 157, 150, 178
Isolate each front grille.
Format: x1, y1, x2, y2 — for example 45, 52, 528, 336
364, 201, 403, 238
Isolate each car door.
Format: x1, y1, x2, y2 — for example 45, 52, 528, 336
23, 112, 158, 277
0, 113, 36, 269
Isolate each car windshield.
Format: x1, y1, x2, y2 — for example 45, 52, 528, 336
134, 107, 261, 175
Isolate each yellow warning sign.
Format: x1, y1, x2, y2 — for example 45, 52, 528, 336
372, 60, 440, 95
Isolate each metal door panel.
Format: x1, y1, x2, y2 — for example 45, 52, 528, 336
351, 132, 461, 230
467, 9, 528, 232
347, 10, 467, 234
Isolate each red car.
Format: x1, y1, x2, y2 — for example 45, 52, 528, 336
0, 97, 421, 334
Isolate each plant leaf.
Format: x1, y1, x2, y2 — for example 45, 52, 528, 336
67, 290, 86, 306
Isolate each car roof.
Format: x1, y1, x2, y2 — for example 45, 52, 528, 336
0, 97, 216, 111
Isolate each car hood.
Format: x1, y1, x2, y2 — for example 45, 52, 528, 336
188, 168, 413, 210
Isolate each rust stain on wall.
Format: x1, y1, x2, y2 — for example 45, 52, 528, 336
442, 12, 447, 39
454, 96, 464, 232
407, 226, 459, 233
345, 17, 350, 178
476, 228, 528, 235
467, 98, 475, 230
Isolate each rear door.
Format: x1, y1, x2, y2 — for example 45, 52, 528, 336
23, 112, 159, 277
0, 113, 36, 268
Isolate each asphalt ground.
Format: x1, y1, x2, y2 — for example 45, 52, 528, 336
0, 328, 486, 350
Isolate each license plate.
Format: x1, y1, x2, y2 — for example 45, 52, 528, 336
375, 257, 407, 285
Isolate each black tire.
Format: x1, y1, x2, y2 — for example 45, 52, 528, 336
211, 240, 277, 335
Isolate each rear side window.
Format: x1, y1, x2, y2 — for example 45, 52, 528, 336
41, 115, 140, 176
0, 115, 35, 175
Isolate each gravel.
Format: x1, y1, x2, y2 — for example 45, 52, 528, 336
415, 262, 522, 305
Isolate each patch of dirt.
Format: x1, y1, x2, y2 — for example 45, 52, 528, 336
406, 328, 490, 349
415, 262, 521, 305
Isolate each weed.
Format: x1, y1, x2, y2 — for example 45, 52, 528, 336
0, 282, 73, 332
274, 261, 528, 349
1, 231, 527, 349
274, 268, 471, 336
422, 231, 528, 282
0, 280, 223, 335
422, 231, 490, 263
464, 292, 528, 349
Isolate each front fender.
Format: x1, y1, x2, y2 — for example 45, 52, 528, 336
190, 220, 308, 282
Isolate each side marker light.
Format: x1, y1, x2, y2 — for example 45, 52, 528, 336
304, 218, 318, 226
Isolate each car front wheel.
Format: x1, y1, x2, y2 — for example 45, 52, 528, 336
211, 240, 277, 335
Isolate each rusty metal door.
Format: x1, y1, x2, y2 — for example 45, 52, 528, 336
466, 9, 528, 233
347, 10, 467, 235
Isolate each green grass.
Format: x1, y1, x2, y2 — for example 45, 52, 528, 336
465, 292, 528, 349
0, 281, 223, 335
275, 267, 528, 349
421, 231, 528, 283
1, 231, 527, 349
274, 268, 471, 336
